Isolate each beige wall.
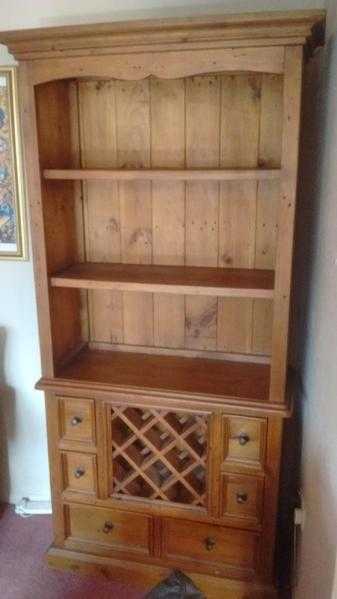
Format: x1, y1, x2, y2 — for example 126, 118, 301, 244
294, 1, 337, 597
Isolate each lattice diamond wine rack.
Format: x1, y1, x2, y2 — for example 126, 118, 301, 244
110, 407, 208, 507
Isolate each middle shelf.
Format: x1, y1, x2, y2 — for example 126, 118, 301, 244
50, 263, 275, 299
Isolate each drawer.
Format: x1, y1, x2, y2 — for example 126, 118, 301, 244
62, 452, 97, 495
222, 474, 264, 524
223, 416, 266, 469
163, 518, 258, 576
66, 504, 150, 556
60, 397, 95, 445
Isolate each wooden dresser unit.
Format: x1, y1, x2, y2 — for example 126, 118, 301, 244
1, 10, 325, 598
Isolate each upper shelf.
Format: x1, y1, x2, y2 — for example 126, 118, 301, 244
50, 263, 274, 299
43, 168, 281, 182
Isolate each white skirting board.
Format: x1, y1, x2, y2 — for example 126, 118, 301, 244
15, 497, 52, 517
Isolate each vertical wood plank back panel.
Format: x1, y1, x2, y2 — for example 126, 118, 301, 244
115, 80, 153, 345
185, 75, 220, 350
77, 72, 284, 360
78, 80, 123, 345
270, 46, 303, 402
217, 74, 260, 354
151, 78, 185, 348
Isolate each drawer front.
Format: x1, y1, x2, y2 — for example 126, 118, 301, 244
67, 504, 150, 555
163, 518, 258, 574
222, 474, 264, 524
223, 416, 266, 469
62, 452, 97, 495
60, 397, 95, 445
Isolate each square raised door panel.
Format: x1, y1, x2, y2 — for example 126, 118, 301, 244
223, 416, 267, 471
66, 504, 151, 556
62, 451, 97, 495
60, 397, 96, 446
222, 474, 264, 525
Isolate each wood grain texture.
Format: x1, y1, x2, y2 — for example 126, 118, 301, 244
35, 80, 82, 365
151, 78, 185, 349
54, 347, 270, 403
185, 75, 220, 351
50, 263, 275, 298
31, 47, 285, 84
252, 74, 283, 356
217, 74, 260, 355
116, 79, 153, 347
17, 63, 54, 375
1, 10, 325, 61
78, 79, 123, 346
270, 47, 303, 403
46, 546, 280, 598
44, 168, 281, 181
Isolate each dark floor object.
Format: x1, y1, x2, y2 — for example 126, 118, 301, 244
145, 570, 205, 599
0, 504, 144, 599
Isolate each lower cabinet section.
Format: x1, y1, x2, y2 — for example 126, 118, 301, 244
64, 503, 259, 580
50, 395, 284, 594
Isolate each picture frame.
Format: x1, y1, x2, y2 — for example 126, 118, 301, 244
0, 66, 27, 260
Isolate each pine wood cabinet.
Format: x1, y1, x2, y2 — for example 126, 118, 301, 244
1, 10, 325, 598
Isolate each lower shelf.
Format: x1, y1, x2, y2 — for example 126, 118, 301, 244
48, 347, 271, 404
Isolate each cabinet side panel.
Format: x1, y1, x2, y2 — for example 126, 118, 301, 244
35, 80, 82, 365
270, 46, 303, 402
252, 74, 283, 355
18, 63, 54, 375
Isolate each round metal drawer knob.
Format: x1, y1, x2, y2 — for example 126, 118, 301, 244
204, 537, 216, 551
74, 467, 85, 479
102, 521, 114, 534
238, 432, 250, 446
71, 416, 83, 427
236, 492, 248, 504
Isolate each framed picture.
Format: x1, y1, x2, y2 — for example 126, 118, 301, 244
0, 66, 27, 260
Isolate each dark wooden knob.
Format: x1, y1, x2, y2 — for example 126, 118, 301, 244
102, 521, 114, 534
74, 467, 85, 479
236, 492, 248, 504
238, 432, 250, 446
71, 416, 83, 426
204, 536, 216, 551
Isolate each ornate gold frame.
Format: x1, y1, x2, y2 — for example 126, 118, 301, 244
0, 66, 27, 260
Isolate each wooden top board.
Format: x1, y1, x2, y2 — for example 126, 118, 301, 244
0, 10, 325, 61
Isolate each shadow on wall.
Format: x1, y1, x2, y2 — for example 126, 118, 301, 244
291, 30, 337, 599
0, 327, 16, 504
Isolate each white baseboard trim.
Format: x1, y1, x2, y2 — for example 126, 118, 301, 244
15, 497, 52, 517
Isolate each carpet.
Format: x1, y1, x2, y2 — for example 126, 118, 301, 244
0, 504, 145, 599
